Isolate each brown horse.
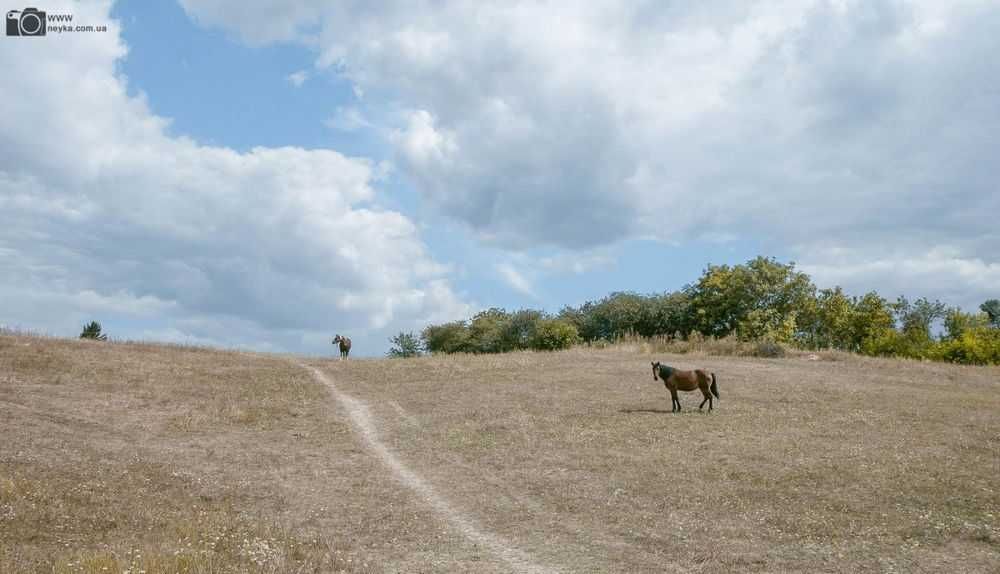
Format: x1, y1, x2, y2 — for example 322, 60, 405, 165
651, 361, 719, 413
332, 334, 352, 360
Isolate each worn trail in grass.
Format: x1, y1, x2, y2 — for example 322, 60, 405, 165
304, 363, 555, 574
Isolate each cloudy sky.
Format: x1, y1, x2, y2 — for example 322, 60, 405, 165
2, 0, 998, 355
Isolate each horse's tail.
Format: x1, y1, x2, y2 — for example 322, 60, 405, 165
710, 373, 720, 400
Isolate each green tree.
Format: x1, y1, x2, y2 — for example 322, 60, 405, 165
558, 301, 602, 341
468, 308, 510, 353
736, 308, 799, 343
79, 321, 108, 341
647, 291, 692, 338
981, 299, 1000, 328
933, 326, 1000, 365
688, 257, 815, 340
893, 296, 947, 339
806, 287, 855, 349
387, 331, 421, 358
943, 308, 990, 341
530, 318, 580, 351
421, 321, 470, 353
599, 292, 649, 337
499, 309, 544, 351
850, 292, 895, 350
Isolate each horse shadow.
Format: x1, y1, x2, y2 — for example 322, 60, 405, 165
619, 407, 673, 415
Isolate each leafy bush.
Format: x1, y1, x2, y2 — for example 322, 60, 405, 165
500, 309, 543, 351
753, 339, 786, 358
79, 321, 108, 341
529, 319, 580, 351
687, 257, 815, 339
387, 331, 421, 358
943, 309, 990, 341
861, 327, 942, 361
979, 299, 1000, 328
849, 292, 896, 350
559, 291, 691, 341
468, 308, 509, 353
736, 308, 798, 344
893, 296, 947, 340
421, 321, 470, 354
931, 327, 1000, 365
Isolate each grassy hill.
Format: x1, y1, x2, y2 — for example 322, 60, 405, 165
1, 332, 998, 572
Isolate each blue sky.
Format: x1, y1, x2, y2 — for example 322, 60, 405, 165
2, 1, 998, 355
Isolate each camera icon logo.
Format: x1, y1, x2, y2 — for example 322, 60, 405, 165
6, 7, 47, 37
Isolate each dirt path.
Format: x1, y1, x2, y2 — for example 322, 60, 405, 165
302, 364, 556, 574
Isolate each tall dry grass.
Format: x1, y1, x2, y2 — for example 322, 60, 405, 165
579, 332, 837, 359
0, 332, 384, 573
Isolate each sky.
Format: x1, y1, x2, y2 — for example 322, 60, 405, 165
1, 0, 998, 356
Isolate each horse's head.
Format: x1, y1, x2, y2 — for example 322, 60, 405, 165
333, 334, 342, 344
651, 361, 661, 380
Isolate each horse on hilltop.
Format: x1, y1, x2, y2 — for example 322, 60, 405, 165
333, 334, 352, 360
651, 361, 719, 413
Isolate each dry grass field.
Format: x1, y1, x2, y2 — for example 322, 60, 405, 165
1, 332, 998, 573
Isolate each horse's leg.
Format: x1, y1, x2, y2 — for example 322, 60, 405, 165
698, 383, 710, 411
672, 389, 681, 412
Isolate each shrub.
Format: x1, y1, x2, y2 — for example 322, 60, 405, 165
753, 339, 786, 358
421, 321, 470, 354
893, 296, 947, 340
850, 292, 896, 350
500, 309, 543, 351
943, 309, 990, 341
529, 319, 580, 351
980, 299, 1000, 328
861, 328, 937, 360
687, 257, 815, 338
468, 308, 510, 353
932, 327, 1000, 365
736, 308, 798, 344
79, 321, 108, 341
387, 331, 421, 358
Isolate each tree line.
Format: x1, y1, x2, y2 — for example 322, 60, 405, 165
404, 256, 1000, 365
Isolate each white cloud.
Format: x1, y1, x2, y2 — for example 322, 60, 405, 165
495, 263, 535, 298
799, 246, 1000, 311
537, 252, 614, 275
0, 0, 472, 353
390, 110, 457, 169
287, 69, 308, 87
324, 106, 371, 132
177, 0, 1000, 306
